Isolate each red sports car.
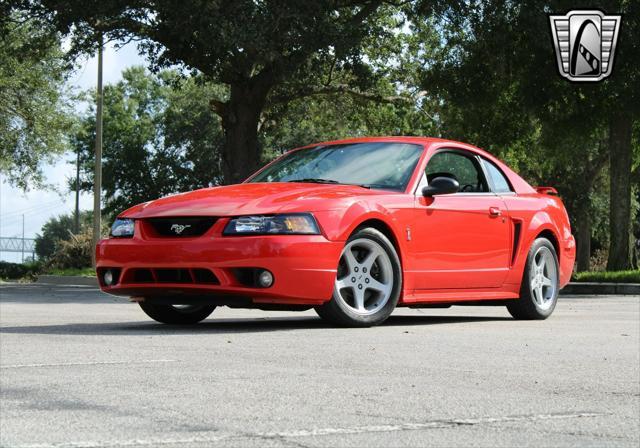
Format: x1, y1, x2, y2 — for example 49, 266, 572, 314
96, 137, 576, 327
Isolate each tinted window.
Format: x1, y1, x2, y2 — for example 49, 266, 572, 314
250, 143, 423, 191
425, 151, 489, 193
482, 158, 513, 193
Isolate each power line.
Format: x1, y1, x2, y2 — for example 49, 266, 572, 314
0, 199, 66, 219
0, 202, 69, 226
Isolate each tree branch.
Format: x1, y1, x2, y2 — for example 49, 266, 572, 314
269, 84, 415, 106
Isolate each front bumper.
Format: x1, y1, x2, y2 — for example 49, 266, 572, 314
96, 231, 342, 305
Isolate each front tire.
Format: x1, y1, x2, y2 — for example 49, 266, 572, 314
507, 237, 559, 320
315, 227, 402, 327
139, 302, 216, 324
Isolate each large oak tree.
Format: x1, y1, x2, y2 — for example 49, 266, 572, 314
19, 0, 423, 184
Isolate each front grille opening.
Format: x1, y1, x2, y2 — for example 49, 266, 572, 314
156, 268, 191, 283
193, 268, 219, 284
122, 268, 219, 285
146, 217, 217, 237
132, 268, 154, 283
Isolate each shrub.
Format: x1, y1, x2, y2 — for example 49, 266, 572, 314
0, 261, 42, 280
48, 229, 93, 269
35, 211, 93, 260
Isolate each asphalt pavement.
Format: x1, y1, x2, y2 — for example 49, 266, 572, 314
0, 283, 638, 447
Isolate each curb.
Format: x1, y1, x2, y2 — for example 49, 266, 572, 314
36, 275, 98, 287
560, 282, 640, 296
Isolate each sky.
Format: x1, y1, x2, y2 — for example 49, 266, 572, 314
0, 42, 145, 262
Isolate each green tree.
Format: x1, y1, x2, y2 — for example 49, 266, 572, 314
0, 13, 73, 189
19, 0, 433, 184
73, 67, 225, 217
34, 211, 92, 259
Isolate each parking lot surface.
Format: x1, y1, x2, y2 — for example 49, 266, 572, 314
1, 283, 638, 447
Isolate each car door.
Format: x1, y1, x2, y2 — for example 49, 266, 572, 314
411, 149, 510, 289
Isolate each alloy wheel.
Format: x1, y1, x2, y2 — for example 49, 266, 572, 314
529, 246, 558, 310
334, 238, 394, 315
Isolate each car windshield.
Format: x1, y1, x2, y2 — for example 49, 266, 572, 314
249, 142, 423, 191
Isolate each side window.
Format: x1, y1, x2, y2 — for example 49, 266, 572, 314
482, 158, 513, 193
425, 151, 489, 193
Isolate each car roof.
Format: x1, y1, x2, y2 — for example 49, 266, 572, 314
304, 136, 494, 158
309, 136, 448, 147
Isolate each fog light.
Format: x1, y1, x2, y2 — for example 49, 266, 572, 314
104, 270, 114, 286
257, 270, 273, 288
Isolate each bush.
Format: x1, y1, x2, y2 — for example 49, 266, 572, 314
35, 211, 93, 260
48, 229, 93, 269
0, 261, 42, 280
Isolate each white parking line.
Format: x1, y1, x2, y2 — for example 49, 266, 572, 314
0, 359, 177, 369
9, 412, 608, 447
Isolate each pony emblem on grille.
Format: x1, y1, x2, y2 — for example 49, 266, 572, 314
170, 224, 192, 235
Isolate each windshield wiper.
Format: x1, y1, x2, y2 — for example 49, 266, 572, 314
287, 178, 340, 184
357, 183, 397, 190
287, 179, 397, 190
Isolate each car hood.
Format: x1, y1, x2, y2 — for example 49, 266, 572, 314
120, 182, 390, 218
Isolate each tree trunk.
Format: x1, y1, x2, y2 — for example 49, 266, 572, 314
219, 81, 271, 185
575, 203, 591, 272
607, 114, 633, 270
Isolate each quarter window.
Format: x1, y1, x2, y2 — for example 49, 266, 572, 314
482, 158, 513, 193
425, 151, 489, 193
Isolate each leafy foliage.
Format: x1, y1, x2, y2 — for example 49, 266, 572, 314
0, 13, 73, 189
48, 228, 93, 269
16, 0, 437, 183
34, 211, 92, 259
73, 67, 224, 217
0, 261, 42, 280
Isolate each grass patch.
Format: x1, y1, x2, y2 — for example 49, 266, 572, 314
44, 267, 96, 277
572, 270, 640, 283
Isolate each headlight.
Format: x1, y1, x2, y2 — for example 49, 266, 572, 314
223, 213, 320, 235
110, 218, 135, 237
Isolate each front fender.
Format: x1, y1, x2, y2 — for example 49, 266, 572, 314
314, 201, 409, 266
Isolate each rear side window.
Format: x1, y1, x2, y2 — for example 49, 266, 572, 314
482, 158, 513, 193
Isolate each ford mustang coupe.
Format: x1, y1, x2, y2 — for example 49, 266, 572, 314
96, 137, 575, 327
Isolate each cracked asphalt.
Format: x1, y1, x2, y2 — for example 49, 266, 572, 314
0, 283, 638, 447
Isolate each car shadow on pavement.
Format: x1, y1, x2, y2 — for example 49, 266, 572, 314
0, 314, 513, 336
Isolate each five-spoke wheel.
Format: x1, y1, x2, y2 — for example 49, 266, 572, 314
315, 227, 401, 327
507, 237, 559, 320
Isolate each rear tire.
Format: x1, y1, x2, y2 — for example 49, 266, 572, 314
507, 237, 559, 320
315, 227, 402, 327
139, 302, 216, 324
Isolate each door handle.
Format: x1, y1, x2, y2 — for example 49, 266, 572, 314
489, 207, 501, 216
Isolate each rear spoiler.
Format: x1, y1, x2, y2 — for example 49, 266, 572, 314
535, 186, 558, 195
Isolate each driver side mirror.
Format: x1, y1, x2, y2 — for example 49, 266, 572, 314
422, 176, 460, 197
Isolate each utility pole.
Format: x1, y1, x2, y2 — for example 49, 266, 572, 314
21, 214, 25, 263
91, 35, 104, 267
0, 173, 3, 261
75, 147, 80, 234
